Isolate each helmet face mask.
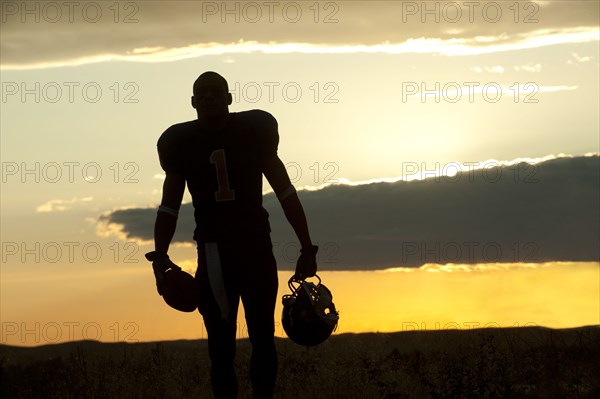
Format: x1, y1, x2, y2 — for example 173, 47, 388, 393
282, 275, 339, 346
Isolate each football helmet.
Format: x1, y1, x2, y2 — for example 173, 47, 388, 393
282, 275, 339, 346
160, 268, 199, 312
145, 251, 198, 312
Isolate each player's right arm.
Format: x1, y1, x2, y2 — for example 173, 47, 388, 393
154, 172, 185, 255
147, 126, 188, 294
146, 172, 185, 295
152, 125, 187, 255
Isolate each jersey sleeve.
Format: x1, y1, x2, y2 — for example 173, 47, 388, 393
157, 127, 183, 175
252, 110, 295, 198
253, 110, 280, 167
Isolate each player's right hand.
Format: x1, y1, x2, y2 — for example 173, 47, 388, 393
145, 251, 181, 295
294, 245, 318, 280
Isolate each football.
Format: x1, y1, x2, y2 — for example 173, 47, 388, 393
162, 269, 199, 312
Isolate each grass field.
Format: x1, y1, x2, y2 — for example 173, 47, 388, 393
1, 326, 599, 398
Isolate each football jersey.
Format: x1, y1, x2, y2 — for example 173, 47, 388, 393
157, 110, 282, 243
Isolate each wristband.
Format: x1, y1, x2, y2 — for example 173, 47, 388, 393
158, 205, 179, 218
277, 185, 296, 202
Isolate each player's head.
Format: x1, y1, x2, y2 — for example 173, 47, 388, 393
192, 71, 232, 118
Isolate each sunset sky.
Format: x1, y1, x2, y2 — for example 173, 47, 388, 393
1, 1, 598, 346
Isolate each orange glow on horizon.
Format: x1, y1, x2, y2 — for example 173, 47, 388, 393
1, 262, 598, 346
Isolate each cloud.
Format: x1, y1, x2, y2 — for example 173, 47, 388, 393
470, 66, 504, 74
98, 155, 599, 271
36, 196, 93, 213
1, 1, 598, 69
383, 261, 570, 273
571, 52, 592, 63
567, 52, 593, 65
514, 63, 542, 72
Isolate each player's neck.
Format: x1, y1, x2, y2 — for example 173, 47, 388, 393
197, 112, 229, 131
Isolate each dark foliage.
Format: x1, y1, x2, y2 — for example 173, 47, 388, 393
2, 327, 599, 399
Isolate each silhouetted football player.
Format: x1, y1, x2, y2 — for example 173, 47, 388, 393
147, 71, 318, 398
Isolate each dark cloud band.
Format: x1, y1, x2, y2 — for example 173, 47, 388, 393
101, 155, 599, 271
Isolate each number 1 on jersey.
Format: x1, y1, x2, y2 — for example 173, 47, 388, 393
210, 149, 236, 201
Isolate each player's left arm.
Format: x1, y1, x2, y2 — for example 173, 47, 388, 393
264, 156, 318, 278
264, 156, 313, 249
259, 110, 318, 277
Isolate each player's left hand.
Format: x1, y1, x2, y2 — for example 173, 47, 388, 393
294, 245, 318, 280
145, 251, 181, 295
